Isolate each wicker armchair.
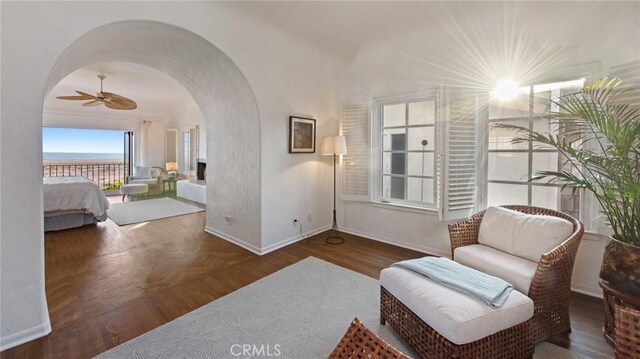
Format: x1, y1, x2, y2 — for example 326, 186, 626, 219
330, 318, 411, 359
448, 205, 584, 343
615, 304, 640, 359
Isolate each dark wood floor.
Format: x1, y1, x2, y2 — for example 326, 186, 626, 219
1, 209, 613, 358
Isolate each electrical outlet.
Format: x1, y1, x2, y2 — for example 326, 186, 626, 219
292, 218, 298, 227
307, 214, 312, 223
224, 215, 231, 222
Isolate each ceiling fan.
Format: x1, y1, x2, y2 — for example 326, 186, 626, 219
56, 75, 137, 110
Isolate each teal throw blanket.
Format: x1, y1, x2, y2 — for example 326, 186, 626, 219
392, 257, 513, 308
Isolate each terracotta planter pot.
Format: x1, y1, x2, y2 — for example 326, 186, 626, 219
599, 236, 640, 298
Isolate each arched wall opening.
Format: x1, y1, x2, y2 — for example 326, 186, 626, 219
45, 20, 262, 248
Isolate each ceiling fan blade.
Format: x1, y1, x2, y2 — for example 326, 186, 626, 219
82, 100, 103, 107
104, 101, 127, 110
103, 92, 137, 110
56, 95, 91, 100
102, 92, 133, 102
76, 91, 97, 99
57, 91, 95, 101
106, 99, 137, 110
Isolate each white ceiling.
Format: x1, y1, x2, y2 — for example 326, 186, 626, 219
44, 62, 197, 120
221, 1, 640, 64
44, 2, 639, 122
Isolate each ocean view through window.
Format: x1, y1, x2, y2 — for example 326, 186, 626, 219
43, 127, 129, 190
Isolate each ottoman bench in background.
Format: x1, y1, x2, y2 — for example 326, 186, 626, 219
120, 183, 148, 202
380, 265, 534, 359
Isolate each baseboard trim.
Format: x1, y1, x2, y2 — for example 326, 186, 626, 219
571, 283, 603, 299
261, 225, 332, 255
204, 226, 262, 255
205, 225, 332, 256
340, 227, 451, 258
0, 321, 51, 352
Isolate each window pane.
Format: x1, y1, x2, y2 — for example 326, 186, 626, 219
407, 177, 434, 204
408, 100, 435, 125
407, 152, 434, 177
531, 185, 559, 210
489, 119, 529, 150
382, 153, 406, 175
532, 90, 551, 115
488, 152, 528, 182
407, 126, 434, 151
532, 152, 559, 177
382, 175, 404, 199
382, 129, 406, 151
531, 117, 557, 150
487, 183, 528, 207
488, 92, 529, 120
383, 104, 405, 127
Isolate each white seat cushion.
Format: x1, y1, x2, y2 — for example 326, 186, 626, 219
381, 267, 533, 345
128, 178, 158, 186
454, 244, 538, 295
120, 183, 149, 195
479, 206, 573, 262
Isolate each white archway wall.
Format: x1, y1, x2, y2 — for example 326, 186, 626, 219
45, 21, 262, 250
1, 3, 343, 349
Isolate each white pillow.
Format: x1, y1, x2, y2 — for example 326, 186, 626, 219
134, 166, 152, 179
149, 168, 162, 178
478, 206, 574, 263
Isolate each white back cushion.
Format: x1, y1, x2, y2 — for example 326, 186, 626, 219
134, 166, 152, 179
149, 167, 162, 178
478, 206, 574, 262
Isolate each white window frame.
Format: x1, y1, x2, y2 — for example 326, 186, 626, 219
483, 78, 587, 219
371, 88, 440, 211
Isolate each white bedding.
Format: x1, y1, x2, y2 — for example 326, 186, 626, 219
43, 177, 110, 218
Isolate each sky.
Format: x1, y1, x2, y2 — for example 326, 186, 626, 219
42, 127, 124, 153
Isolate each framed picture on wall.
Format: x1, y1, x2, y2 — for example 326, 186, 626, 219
289, 116, 316, 153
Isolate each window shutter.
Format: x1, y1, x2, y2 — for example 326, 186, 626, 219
441, 92, 480, 220
341, 105, 370, 201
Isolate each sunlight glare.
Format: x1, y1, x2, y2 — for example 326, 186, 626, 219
493, 80, 521, 101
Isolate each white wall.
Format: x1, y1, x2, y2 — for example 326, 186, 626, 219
252, 31, 344, 252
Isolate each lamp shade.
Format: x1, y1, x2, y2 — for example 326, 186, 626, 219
166, 161, 178, 171
321, 136, 347, 156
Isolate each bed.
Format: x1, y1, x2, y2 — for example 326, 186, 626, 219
43, 176, 110, 231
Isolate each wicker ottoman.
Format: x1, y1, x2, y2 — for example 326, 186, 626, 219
380, 266, 534, 359
120, 183, 149, 202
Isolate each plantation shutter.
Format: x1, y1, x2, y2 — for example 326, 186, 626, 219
341, 105, 370, 201
441, 92, 481, 220
610, 60, 640, 110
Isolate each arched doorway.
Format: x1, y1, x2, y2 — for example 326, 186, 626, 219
45, 20, 262, 247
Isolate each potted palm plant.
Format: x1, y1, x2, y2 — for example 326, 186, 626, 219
495, 77, 640, 297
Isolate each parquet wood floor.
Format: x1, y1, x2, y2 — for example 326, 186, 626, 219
1, 204, 613, 358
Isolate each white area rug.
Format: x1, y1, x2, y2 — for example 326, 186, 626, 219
96, 257, 587, 359
107, 197, 204, 226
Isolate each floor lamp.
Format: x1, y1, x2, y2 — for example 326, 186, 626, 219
321, 135, 347, 244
